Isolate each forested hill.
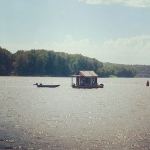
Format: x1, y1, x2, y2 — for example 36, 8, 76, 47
104, 62, 150, 77
0, 46, 137, 77
0, 47, 103, 76
130, 65, 150, 77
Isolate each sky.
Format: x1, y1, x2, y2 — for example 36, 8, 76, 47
0, 0, 150, 65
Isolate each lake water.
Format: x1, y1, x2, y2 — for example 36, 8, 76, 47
0, 77, 150, 150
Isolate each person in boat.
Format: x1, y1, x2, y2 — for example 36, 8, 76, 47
146, 80, 149, 86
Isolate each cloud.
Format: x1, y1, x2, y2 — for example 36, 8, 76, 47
1, 35, 150, 65
102, 35, 150, 53
49, 35, 93, 55
45, 34, 150, 64
100, 35, 150, 64
79, 0, 150, 8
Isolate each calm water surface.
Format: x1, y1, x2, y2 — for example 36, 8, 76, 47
0, 77, 150, 150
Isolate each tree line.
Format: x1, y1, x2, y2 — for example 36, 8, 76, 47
131, 65, 150, 77
99, 63, 137, 77
0, 46, 137, 77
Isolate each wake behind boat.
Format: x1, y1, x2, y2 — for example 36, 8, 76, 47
34, 83, 60, 88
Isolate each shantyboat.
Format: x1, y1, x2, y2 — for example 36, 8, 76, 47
71, 71, 104, 89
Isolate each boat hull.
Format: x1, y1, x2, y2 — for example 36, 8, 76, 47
34, 83, 60, 88
37, 85, 60, 88
72, 84, 104, 89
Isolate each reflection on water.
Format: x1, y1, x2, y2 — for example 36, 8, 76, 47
0, 77, 150, 149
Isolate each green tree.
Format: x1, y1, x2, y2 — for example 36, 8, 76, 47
0, 47, 12, 75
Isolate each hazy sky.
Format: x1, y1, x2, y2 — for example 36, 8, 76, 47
0, 0, 150, 65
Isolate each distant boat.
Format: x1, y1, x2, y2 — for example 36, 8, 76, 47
71, 71, 104, 89
33, 83, 60, 88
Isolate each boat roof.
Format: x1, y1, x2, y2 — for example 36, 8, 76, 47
72, 71, 98, 77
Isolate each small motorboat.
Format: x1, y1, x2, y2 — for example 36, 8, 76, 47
33, 83, 60, 88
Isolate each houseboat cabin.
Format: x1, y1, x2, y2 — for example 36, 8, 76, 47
71, 71, 104, 88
